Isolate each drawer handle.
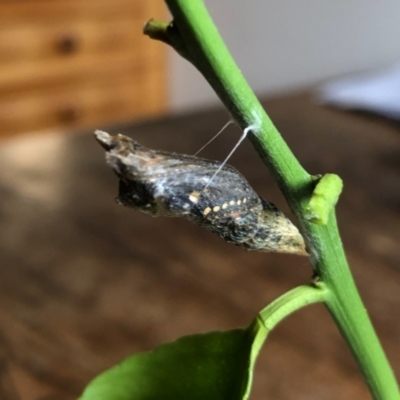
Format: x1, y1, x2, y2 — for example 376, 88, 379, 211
57, 105, 81, 123
56, 33, 80, 55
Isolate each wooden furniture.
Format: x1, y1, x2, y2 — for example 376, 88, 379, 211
0, 94, 399, 400
0, 0, 166, 138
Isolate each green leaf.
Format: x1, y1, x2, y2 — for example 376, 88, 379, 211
78, 286, 325, 400
79, 321, 265, 400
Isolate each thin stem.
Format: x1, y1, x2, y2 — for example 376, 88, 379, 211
254, 284, 328, 344
248, 284, 328, 395
152, 1, 400, 399
258, 284, 327, 329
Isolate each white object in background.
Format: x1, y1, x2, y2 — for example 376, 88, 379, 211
318, 63, 400, 120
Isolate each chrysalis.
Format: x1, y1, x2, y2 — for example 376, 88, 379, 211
95, 131, 307, 256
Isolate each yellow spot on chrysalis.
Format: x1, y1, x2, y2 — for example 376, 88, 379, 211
189, 191, 200, 203
243, 198, 247, 204
237, 200, 242, 205
229, 200, 235, 206
213, 206, 220, 212
222, 203, 228, 209
203, 207, 211, 215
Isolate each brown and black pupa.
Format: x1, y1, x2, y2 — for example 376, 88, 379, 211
95, 130, 307, 256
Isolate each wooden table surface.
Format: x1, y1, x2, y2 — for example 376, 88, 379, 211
0, 94, 399, 400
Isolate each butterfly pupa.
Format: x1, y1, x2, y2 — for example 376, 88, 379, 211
95, 131, 307, 256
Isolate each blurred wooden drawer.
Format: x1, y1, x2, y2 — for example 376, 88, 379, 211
0, 0, 166, 137
0, 67, 165, 134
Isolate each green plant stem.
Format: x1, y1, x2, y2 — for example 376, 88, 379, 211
246, 284, 328, 400
253, 284, 328, 351
152, 1, 400, 399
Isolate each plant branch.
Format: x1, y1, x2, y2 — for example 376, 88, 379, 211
144, 3, 312, 208
144, 1, 400, 399
248, 284, 328, 396
252, 284, 328, 353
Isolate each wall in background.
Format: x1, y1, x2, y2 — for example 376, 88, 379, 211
168, 0, 400, 112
